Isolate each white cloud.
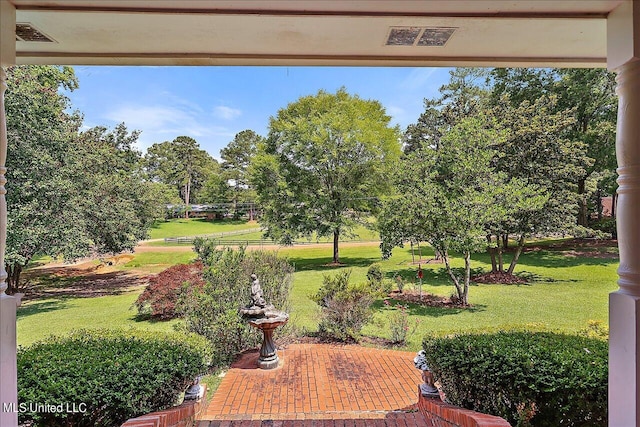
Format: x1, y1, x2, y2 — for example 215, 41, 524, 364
213, 105, 242, 120
400, 68, 439, 90
386, 105, 406, 118
104, 103, 235, 154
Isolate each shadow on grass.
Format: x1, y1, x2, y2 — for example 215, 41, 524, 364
130, 312, 176, 324
21, 269, 148, 302
512, 250, 618, 269
515, 271, 578, 284
470, 246, 618, 270
372, 298, 486, 318
17, 299, 70, 319
385, 267, 485, 288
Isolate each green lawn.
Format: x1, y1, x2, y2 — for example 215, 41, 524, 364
17, 290, 179, 347
17, 239, 618, 352
121, 251, 197, 273
148, 218, 259, 239
279, 242, 617, 349
144, 222, 380, 246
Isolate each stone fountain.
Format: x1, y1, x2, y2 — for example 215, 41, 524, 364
239, 274, 289, 369
414, 350, 440, 398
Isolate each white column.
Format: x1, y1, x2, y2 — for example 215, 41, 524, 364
0, 1, 18, 425
608, 2, 640, 425
0, 68, 19, 427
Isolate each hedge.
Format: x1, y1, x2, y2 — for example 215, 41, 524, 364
17, 329, 213, 427
422, 331, 607, 426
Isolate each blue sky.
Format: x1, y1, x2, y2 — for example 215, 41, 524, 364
66, 66, 452, 160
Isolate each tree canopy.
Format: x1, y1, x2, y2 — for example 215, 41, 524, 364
251, 88, 401, 263
145, 136, 219, 217
5, 66, 163, 292
220, 129, 263, 219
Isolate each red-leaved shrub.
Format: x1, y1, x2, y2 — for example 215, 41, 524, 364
135, 261, 205, 319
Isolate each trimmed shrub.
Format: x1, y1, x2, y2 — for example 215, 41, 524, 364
367, 263, 383, 285
135, 261, 205, 319
366, 263, 392, 295
422, 331, 607, 426
312, 270, 374, 341
178, 240, 294, 367
17, 329, 212, 427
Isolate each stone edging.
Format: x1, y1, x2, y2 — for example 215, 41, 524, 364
417, 387, 512, 427
121, 384, 207, 427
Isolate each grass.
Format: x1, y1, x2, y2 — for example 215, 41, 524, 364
17, 290, 179, 347
120, 251, 196, 274
148, 218, 259, 239
143, 222, 380, 246
278, 242, 617, 350
17, 238, 618, 353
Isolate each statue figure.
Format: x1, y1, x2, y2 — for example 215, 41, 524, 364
250, 273, 267, 308
238, 273, 289, 370
414, 350, 439, 398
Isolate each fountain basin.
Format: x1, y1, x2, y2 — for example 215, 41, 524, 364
247, 312, 288, 369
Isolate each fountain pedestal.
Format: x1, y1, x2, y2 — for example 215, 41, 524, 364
239, 274, 289, 370
248, 315, 288, 369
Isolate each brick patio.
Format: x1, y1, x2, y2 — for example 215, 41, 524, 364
198, 344, 434, 426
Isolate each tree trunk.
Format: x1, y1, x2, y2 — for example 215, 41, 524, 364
612, 193, 617, 219
417, 241, 422, 261
577, 178, 588, 226
502, 233, 509, 250
6, 263, 22, 294
497, 237, 504, 273
462, 251, 470, 306
333, 229, 340, 264
184, 177, 192, 219
442, 250, 463, 304
410, 241, 415, 264
507, 234, 526, 275
487, 235, 497, 273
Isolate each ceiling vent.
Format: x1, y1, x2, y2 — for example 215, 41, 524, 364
386, 27, 456, 47
16, 23, 55, 42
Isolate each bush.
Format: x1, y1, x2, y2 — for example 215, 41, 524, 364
17, 329, 212, 427
422, 331, 607, 426
384, 301, 419, 344
312, 270, 374, 341
367, 263, 383, 285
590, 217, 616, 236
135, 261, 205, 319
178, 240, 294, 367
366, 263, 392, 295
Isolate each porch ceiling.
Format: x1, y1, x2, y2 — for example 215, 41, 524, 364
6, 0, 624, 67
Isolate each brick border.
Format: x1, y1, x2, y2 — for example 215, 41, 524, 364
417, 388, 512, 427
121, 384, 208, 427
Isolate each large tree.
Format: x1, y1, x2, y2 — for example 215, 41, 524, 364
73, 124, 166, 253
5, 66, 160, 292
220, 129, 262, 219
488, 94, 588, 273
251, 88, 401, 263
380, 116, 507, 305
145, 136, 218, 218
490, 68, 617, 228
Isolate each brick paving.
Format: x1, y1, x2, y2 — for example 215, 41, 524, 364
199, 344, 436, 427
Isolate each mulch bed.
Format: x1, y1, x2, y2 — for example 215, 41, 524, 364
471, 271, 527, 284
387, 290, 466, 308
